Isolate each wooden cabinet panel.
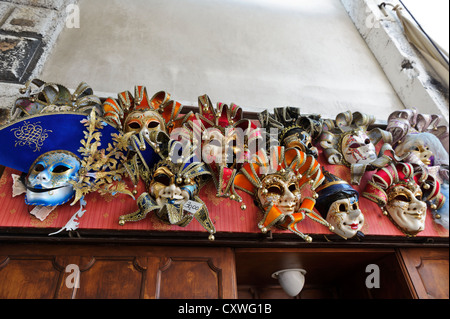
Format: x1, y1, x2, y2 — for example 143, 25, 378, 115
0, 244, 237, 299
73, 257, 149, 299
158, 257, 224, 299
399, 248, 449, 299
0, 256, 63, 299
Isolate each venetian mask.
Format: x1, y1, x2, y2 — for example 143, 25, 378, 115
25, 151, 81, 206
386, 109, 449, 180
325, 197, 364, 239
320, 111, 394, 185
393, 133, 435, 166
257, 170, 301, 215
258, 107, 323, 158
363, 162, 444, 236
118, 140, 216, 239
124, 109, 166, 142
233, 146, 334, 242
148, 164, 197, 225
386, 183, 426, 235
340, 130, 377, 165
315, 170, 365, 239
184, 95, 262, 198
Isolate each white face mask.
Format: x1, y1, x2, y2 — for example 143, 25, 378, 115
386, 185, 427, 235
341, 130, 377, 165
326, 197, 365, 239
394, 134, 434, 166
257, 170, 301, 215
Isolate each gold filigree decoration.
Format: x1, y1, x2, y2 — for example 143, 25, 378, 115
69, 110, 134, 205
10, 121, 52, 152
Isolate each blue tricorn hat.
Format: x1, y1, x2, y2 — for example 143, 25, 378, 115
315, 169, 359, 219
0, 112, 120, 173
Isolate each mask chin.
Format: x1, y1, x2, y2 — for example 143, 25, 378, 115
25, 151, 81, 207
25, 184, 75, 206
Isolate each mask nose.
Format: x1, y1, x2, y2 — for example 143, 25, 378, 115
140, 126, 150, 140
281, 188, 296, 203
348, 208, 361, 219
35, 170, 51, 183
408, 197, 427, 212
164, 183, 182, 199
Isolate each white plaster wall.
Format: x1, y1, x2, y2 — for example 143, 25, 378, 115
39, 0, 405, 120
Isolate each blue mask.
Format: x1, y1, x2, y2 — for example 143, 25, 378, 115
25, 151, 81, 206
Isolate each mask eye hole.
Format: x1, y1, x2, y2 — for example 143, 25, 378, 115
352, 203, 358, 210
267, 186, 282, 195
288, 184, 297, 192
52, 165, 71, 173
415, 194, 422, 200
154, 174, 171, 186
34, 163, 45, 172
339, 203, 347, 212
128, 122, 141, 129
394, 195, 409, 202
349, 143, 360, 149
147, 121, 160, 128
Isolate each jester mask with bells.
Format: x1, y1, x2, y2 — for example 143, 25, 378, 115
386, 108, 449, 181
258, 107, 323, 158
182, 94, 262, 199
12, 79, 103, 120
118, 139, 216, 240
0, 108, 133, 234
363, 162, 445, 236
233, 146, 334, 242
102, 86, 193, 189
315, 170, 365, 240
320, 111, 397, 185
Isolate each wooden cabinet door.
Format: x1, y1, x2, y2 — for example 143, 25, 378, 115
399, 248, 449, 299
0, 244, 237, 299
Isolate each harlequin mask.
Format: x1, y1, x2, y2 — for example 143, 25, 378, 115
257, 169, 301, 216
320, 111, 395, 185
183, 95, 262, 198
315, 170, 364, 239
386, 183, 426, 235
259, 107, 323, 158
118, 140, 216, 240
148, 164, 196, 211
233, 146, 334, 242
386, 108, 449, 177
340, 129, 377, 165
103, 86, 193, 189
363, 163, 444, 236
25, 151, 81, 206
